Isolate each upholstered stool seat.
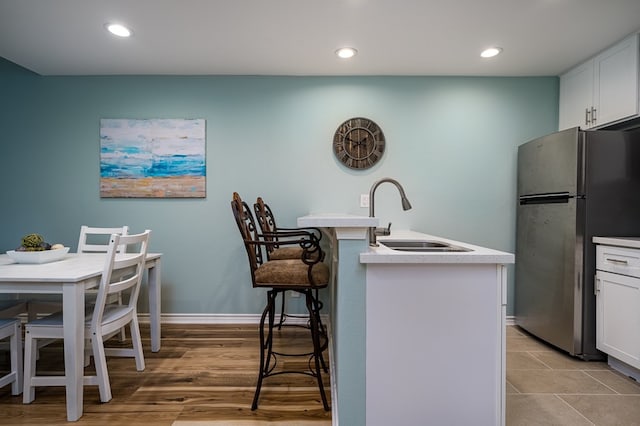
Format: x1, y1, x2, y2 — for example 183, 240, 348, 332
254, 259, 329, 287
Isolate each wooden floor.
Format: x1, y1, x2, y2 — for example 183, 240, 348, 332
0, 323, 332, 425
6, 322, 640, 425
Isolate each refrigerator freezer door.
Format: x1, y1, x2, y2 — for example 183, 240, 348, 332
518, 127, 582, 196
515, 196, 583, 355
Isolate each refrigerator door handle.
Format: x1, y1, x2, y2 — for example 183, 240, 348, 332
519, 192, 573, 205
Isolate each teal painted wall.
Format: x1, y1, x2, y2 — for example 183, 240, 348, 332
0, 58, 559, 315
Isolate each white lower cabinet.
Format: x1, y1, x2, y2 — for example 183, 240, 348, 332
596, 270, 640, 367
366, 263, 507, 426
594, 243, 640, 379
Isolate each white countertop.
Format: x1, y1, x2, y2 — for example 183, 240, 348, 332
593, 236, 640, 249
360, 230, 514, 264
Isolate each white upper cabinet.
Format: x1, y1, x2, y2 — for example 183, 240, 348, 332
559, 33, 639, 130
559, 60, 594, 130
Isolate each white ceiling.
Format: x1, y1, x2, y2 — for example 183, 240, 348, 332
1, 0, 639, 77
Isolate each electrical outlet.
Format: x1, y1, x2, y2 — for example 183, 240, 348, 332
360, 194, 370, 208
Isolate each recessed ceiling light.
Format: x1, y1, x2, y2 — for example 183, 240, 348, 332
336, 47, 357, 59
105, 23, 132, 38
480, 47, 502, 58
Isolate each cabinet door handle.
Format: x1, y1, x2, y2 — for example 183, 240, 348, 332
591, 106, 597, 125
605, 257, 628, 265
585, 107, 591, 126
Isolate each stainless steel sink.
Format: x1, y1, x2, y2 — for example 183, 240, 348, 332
379, 240, 472, 252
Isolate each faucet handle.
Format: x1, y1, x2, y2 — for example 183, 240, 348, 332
375, 222, 392, 237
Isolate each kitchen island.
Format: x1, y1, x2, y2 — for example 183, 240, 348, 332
296, 216, 514, 426
363, 231, 513, 426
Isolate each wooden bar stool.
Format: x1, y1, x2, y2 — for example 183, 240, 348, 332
231, 192, 330, 411
253, 196, 325, 329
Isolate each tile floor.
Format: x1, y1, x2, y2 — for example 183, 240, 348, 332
506, 325, 640, 425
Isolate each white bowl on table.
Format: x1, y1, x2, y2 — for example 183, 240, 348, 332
6, 247, 70, 264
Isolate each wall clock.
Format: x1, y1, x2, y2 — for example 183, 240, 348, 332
333, 117, 385, 170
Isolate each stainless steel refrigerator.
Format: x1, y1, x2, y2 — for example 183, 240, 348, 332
515, 126, 640, 359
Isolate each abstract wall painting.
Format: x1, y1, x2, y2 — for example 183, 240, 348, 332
100, 118, 206, 198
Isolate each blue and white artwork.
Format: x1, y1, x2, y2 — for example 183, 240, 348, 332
100, 119, 206, 198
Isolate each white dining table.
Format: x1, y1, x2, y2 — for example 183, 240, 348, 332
0, 252, 162, 421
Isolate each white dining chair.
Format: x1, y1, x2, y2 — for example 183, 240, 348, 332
0, 318, 23, 395
77, 225, 129, 254
0, 300, 28, 358
24, 225, 131, 340
1, 289, 56, 363
23, 230, 151, 404
0, 299, 32, 358
77, 225, 130, 342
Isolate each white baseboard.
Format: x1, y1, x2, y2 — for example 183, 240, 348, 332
138, 313, 516, 326
137, 313, 324, 325
137, 313, 262, 324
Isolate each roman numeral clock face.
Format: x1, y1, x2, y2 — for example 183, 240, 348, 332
333, 117, 385, 170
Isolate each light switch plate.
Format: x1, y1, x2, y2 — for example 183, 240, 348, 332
360, 194, 370, 208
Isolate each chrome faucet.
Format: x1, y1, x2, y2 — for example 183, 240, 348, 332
369, 177, 412, 246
